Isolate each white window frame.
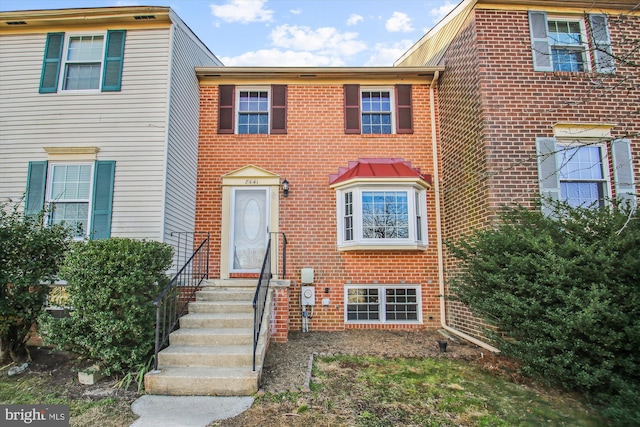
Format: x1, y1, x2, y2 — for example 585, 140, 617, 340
547, 16, 591, 72
59, 32, 106, 92
236, 86, 271, 134
46, 162, 94, 239
344, 285, 422, 324
361, 86, 396, 135
335, 183, 427, 250
557, 141, 611, 208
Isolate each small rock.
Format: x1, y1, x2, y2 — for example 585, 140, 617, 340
7, 363, 28, 377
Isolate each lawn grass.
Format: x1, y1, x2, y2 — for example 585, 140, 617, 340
1, 354, 607, 427
216, 355, 607, 427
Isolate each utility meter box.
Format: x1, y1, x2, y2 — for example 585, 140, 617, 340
301, 286, 315, 306
301, 268, 314, 284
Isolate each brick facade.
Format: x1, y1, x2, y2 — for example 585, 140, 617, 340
438, 6, 640, 337
195, 79, 442, 334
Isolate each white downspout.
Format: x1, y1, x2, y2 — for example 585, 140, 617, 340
429, 71, 500, 353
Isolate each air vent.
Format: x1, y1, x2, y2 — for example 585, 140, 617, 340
6, 21, 27, 25
134, 15, 156, 20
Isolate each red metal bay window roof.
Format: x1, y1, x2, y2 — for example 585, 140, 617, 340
329, 158, 432, 187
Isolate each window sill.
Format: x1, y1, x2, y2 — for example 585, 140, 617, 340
345, 320, 422, 325
338, 243, 427, 252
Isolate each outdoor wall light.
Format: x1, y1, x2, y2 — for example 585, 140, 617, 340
282, 179, 289, 197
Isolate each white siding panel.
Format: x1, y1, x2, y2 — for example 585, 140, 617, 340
0, 29, 172, 241
163, 18, 221, 258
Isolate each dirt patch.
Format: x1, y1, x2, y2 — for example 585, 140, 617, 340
9, 346, 138, 401
260, 329, 491, 393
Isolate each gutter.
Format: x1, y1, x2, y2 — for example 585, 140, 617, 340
429, 71, 500, 353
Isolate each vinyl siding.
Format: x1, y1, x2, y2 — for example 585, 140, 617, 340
163, 16, 221, 263
0, 28, 172, 241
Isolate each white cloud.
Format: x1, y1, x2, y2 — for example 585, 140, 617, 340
347, 14, 363, 26
222, 49, 345, 66
290, 8, 302, 15
430, 1, 457, 21
210, 0, 273, 24
270, 24, 367, 57
385, 12, 414, 33
365, 40, 415, 66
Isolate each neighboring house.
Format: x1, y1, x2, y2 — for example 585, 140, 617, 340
396, 0, 639, 339
0, 7, 221, 261
194, 67, 445, 336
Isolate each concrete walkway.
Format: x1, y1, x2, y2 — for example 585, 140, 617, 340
131, 395, 254, 427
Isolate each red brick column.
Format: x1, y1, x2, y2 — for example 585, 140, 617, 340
270, 282, 290, 342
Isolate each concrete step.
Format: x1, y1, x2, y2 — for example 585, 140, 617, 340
145, 279, 272, 396
202, 279, 257, 288
188, 300, 253, 314
179, 312, 254, 329
144, 366, 260, 396
196, 288, 255, 302
168, 328, 254, 346
157, 344, 263, 368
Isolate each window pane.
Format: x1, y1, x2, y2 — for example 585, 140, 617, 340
561, 182, 605, 208
238, 90, 269, 134
362, 90, 392, 134
344, 192, 353, 241
362, 191, 409, 239
547, 19, 586, 72
551, 49, 586, 72
548, 20, 582, 46
559, 146, 603, 180
51, 165, 92, 200
238, 113, 268, 134
239, 91, 268, 112
67, 35, 104, 61
347, 289, 379, 320
51, 202, 89, 237
386, 288, 418, 321
64, 64, 101, 90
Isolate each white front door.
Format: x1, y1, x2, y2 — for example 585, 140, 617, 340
229, 187, 269, 273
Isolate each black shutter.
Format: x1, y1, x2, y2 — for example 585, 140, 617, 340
271, 84, 287, 134
344, 84, 361, 134
218, 85, 235, 134
396, 84, 413, 134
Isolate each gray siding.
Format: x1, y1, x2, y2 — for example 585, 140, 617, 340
163, 14, 222, 259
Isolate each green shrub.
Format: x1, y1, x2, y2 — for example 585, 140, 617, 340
448, 202, 640, 426
0, 201, 71, 363
39, 238, 173, 375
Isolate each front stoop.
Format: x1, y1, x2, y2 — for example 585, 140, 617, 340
145, 279, 271, 396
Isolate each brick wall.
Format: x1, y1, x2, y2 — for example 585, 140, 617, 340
196, 83, 442, 333
438, 7, 640, 338
438, 12, 494, 338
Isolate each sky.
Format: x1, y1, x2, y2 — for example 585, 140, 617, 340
0, 0, 459, 66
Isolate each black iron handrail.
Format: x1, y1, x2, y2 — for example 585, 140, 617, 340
252, 231, 287, 371
270, 231, 288, 279
152, 233, 209, 370
252, 235, 272, 372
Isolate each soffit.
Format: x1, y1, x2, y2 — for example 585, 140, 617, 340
196, 67, 443, 85
0, 6, 172, 33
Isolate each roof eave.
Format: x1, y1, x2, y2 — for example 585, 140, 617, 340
196, 66, 445, 83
